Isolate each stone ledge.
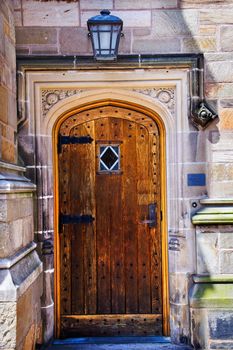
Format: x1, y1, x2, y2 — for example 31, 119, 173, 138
192, 198, 233, 224
0, 242, 37, 269
0, 172, 36, 193
0, 161, 26, 173
0, 248, 42, 302
193, 274, 233, 283
190, 282, 233, 308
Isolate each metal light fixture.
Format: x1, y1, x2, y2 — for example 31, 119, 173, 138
87, 9, 123, 61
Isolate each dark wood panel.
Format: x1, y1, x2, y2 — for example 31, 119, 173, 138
59, 143, 72, 315
59, 106, 163, 336
122, 119, 138, 314
136, 123, 151, 313
95, 118, 111, 314
61, 314, 162, 337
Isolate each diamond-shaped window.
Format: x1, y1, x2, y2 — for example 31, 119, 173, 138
99, 145, 120, 171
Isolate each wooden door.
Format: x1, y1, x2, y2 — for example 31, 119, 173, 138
58, 105, 162, 337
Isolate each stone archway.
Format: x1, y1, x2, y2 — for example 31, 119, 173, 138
18, 68, 193, 343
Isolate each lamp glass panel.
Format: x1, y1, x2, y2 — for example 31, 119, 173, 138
91, 25, 99, 52
98, 25, 111, 51
111, 25, 120, 53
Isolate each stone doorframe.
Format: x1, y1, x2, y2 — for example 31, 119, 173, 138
17, 55, 205, 344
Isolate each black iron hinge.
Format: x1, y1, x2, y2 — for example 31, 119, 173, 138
58, 135, 93, 153
59, 213, 94, 228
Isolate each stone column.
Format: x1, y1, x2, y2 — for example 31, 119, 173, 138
0, 162, 43, 350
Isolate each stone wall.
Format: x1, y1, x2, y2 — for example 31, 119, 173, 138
0, 2, 43, 350
14, 0, 233, 199
0, 0, 17, 163
13, 0, 233, 349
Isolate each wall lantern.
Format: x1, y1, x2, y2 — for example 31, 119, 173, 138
87, 9, 123, 61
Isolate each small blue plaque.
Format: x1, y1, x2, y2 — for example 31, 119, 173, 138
187, 173, 206, 186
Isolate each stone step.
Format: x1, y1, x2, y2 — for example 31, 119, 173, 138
43, 337, 193, 350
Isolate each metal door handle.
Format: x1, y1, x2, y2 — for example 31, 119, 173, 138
148, 203, 157, 228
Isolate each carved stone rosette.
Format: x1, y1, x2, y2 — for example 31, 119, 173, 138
41, 89, 83, 117
133, 88, 175, 116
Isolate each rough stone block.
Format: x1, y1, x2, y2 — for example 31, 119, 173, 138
209, 162, 233, 181
170, 304, 190, 344
22, 1, 79, 27
205, 61, 233, 83
220, 26, 233, 52
205, 83, 233, 99
30, 45, 59, 55
60, 27, 92, 55
81, 10, 151, 27
181, 0, 233, 7
219, 232, 233, 249
199, 24, 216, 35
0, 86, 8, 123
190, 308, 208, 349
220, 99, 233, 108
201, 10, 233, 24
0, 216, 33, 258
182, 37, 216, 53
133, 38, 181, 53
115, 0, 178, 8
0, 302, 16, 349
80, 0, 113, 9
0, 194, 34, 222
169, 273, 189, 304
209, 181, 233, 198
1, 138, 15, 163
196, 231, 219, 274
220, 250, 233, 274
169, 231, 196, 273
152, 10, 199, 36
16, 276, 42, 346
16, 27, 57, 45
209, 310, 233, 339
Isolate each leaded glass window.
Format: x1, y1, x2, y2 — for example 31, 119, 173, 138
99, 145, 120, 172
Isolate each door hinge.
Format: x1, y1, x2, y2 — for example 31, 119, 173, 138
59, 213, 94, 227
58, 134, 93, 153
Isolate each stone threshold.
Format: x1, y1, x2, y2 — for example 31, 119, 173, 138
53, 336, 171, 344
42, 337, 192, 350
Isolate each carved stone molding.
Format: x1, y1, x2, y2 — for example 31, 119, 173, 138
41, 89, 83, 117
41, 87, 176, 117
133, 88, 175, 116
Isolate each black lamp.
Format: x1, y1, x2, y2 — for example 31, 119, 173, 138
87, 9, 123, 61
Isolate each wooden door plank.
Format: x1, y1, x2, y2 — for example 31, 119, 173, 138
95, 118, 111, 314
108, 118, 125, 313
122, 119, 138, 314
59, 144, 72, 315
149, 130, 162, 314
70, 122, 96, 314
136, 123, 152, 314
61, 314, 162, 337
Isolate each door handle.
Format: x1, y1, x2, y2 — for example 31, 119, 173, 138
148, 203, 157, 228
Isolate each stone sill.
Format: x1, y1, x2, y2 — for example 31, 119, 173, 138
193, 275, 233, 283
0, 172, 36, 193
0, 160, 26, 173
0, 242, 37, 269
190, 282, 233, 308
192, 199, 233, 225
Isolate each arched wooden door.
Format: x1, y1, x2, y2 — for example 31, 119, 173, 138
58, 105, 162, 337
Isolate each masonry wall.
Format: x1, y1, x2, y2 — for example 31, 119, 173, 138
0, 2, 43, 350
13, 1, 233, 348
14, 0, 233, 197
0, 0, 17, 163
